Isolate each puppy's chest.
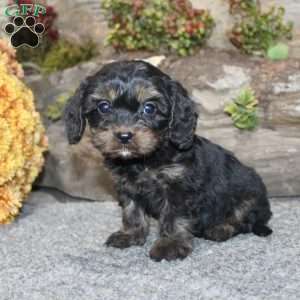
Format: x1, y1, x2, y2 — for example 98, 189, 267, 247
113, 164, 185, 214
118, 167, 166, 195
117, 163, 185, 188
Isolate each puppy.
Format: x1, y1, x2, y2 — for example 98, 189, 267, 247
64, 60, 272, 262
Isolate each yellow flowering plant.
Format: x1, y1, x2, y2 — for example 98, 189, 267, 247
0, 39, 47, 224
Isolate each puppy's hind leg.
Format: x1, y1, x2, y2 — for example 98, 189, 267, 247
204, 196, 273, 241
105, 200, 149, 249
252, 223, 272, 236
252, 197, 273, 237
204, 223, 239, 242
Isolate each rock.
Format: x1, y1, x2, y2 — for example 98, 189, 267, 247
191, 0, 300, 59
272, 73, 300, 94
191, 0, 235, 50
261, 1, 300, 28
47, 60, 101, 90
289, 33, 300, 59
198, 126, 300, 196
206, 65, 251, 91
268, 93, 300, 125
181, 52, 300, 196
39, 121, 300, 200
192, 64, 252, 129
41, 0, 300, 60
38, 121, 115, 201
25, 60, 103, 117
141, 56, 166, 67
24, 49, 300, 199
192, 86, 248, 116
192, 89, 226, 114
25, 60, 115, 201
50, 0, 109, 48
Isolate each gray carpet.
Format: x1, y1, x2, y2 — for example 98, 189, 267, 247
0, 191, 299, 300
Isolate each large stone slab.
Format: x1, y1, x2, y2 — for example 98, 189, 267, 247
26, 50, 300, 199
191, 0, 234, 50
38, 121, 115, 201
48, 0, 108, 47
198, 127, 300, 197
0, 191, 300, 300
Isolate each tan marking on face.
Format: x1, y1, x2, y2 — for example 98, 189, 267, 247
134, 84, 161, 103
133, 127, 159, 155
90, 125, 159, 158
90, 86, 120, 102
107, 88, 118, 101
90, 127, 117, 155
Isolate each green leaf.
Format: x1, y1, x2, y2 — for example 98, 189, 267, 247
267, 43, 289, 60
224, 103, 237, 115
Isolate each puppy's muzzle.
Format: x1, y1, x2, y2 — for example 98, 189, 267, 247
114, 131, 133, 144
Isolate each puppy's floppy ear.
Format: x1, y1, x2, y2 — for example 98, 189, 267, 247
168, 80, 198, 150
64, 80, 88, 144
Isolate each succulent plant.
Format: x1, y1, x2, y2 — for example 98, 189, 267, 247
224, 88, 259, 130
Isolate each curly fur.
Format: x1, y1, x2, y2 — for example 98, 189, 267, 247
64, 60, 272, 262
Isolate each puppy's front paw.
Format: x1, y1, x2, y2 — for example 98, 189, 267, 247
105, 231, 144, 249
149, 238, 192, 262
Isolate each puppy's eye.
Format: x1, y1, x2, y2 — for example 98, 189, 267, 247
143, 103, 156, 115
97, 100, 112, 114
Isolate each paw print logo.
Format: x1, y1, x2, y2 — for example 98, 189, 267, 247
4, 16, 45, 48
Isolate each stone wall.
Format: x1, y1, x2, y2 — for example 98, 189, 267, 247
26, 50, 300, 200
1, 1, 299, 57
48, 0, 108, 46
52, 0, 300, 58
191, 0, 300, 58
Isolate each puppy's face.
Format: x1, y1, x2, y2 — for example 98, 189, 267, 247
65, 61, 198, 159
84, 79, 170, 159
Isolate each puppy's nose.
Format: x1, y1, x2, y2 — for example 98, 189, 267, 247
115, 132, 133, 144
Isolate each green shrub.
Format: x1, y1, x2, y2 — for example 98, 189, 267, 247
16, 36, 53, 67
15, 0, 98, 73
229, 0, 293, 56
16, 39, 98, 74
41, 40, 98, 74
224, 88, 258, 130
102, 0, 214, 56
46, 91, 74, 121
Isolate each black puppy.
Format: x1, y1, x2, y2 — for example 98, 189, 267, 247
64, 60, 272, 261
